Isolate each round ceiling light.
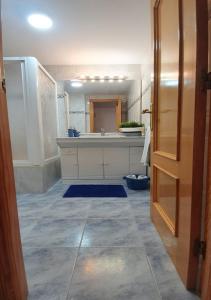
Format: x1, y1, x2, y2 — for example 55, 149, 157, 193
27, 14, 53, 30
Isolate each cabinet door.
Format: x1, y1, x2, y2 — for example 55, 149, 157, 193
104, 147, 129, 179
78, 148, 103, 179
61, 148, 78, 179
129, 147, 146, 175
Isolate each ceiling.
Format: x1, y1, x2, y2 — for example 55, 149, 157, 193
64, 80, 133, 95
2, 0, 151, 65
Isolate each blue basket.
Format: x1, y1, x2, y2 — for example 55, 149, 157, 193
124, 175, 149, 190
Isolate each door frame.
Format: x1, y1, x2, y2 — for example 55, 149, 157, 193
201, 89, 211, 299
201, 1, 211, 297
89, 97, 121, 132
0, 2, 28, 298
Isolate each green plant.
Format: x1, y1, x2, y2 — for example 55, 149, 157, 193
119, 121, 144, 128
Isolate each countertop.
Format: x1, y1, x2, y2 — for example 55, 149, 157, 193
57, 135, 145, 148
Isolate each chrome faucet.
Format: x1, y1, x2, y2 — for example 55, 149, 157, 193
101, 128, 105, 136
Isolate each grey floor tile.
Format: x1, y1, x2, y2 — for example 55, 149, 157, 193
43, 200, 91, 219
125, 188, 150, 199
147, 253, 199, 300
88, 199, 133, 219
24, 247, 77, 300
23, 218, 86, 248
67, 247, 161, 300
81, 218, 143, 247
19, 217, 39, 240
18, 199, 56, 218
129, 199, 150, 217
135, 217, 166, 255
17, 181, 197, 300
158, 278, 200, 300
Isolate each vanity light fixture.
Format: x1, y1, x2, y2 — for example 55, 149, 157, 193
77, 75, 127, 83
27, 14, 53, 30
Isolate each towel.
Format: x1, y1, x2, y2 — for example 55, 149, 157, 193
141, 126, 151, 166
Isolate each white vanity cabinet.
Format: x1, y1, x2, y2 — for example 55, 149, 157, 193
78, 148, 103, 179
104, 147, 129, 179
57, 136, 146, 182
60, 148, 78, 179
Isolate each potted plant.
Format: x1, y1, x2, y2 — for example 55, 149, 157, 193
119, 121, 145, 135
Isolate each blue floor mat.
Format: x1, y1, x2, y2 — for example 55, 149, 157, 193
63, 184, 127, 198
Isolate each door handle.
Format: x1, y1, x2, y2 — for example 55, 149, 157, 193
142, 109, 152, 114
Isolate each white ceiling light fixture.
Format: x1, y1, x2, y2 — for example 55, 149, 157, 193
71, 81, 83, 88
27, 14, 53, 30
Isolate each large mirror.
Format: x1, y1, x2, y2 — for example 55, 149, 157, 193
54, 71, 143, 136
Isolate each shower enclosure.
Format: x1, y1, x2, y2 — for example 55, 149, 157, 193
4, 57, 60, 193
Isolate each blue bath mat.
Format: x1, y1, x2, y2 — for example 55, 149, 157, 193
63, 184, 127, 198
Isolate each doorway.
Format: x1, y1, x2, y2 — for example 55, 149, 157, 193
89, 98, 122, 132
0, 0, 210, 299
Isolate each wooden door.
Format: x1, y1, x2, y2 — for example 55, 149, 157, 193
151, 0, 208, 289
0, 3, 28, 299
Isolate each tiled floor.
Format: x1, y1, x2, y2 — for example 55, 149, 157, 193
17, 180, 199, 300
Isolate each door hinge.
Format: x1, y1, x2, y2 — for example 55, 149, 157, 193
1, 78, 6, 93
202, 72, 211, 90
194, 240, 206, 258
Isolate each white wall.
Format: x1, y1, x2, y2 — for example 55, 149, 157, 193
56, 81, 69, 136
127, 78, 142, 122
141, 64, 152, 129
125, 63, 152, 128
69, 94, 86, 133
